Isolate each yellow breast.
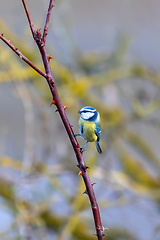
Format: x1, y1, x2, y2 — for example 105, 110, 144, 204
79, 118, 97, 142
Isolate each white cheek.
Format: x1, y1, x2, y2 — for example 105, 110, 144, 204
96, 113, 100, 123
81, 112, 94, 120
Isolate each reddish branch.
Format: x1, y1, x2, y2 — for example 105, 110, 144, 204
0, 0, 106, 239
0, 34, 47, 79
21, 0, 35, 38
42, 0, 54, 45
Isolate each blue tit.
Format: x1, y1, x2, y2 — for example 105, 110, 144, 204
75, 106, 102, 154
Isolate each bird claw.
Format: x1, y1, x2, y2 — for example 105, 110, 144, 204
72, 133, 80, 138
80, 147, 86, 153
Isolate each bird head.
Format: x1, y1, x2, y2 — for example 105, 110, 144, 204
78, 106, 100, 122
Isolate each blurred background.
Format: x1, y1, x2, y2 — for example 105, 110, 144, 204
0, 0, 160, 240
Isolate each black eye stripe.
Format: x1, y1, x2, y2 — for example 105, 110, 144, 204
82, 110, 95, 113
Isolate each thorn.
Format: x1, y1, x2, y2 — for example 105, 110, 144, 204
1, 33, 4, 36
47, 54, 53, 61
78, 170, 83, 176
82, 164, 89, 172
83, 189, 88, 195
101, 232, 107, 236
102, 227, 108, 231
94, 227, 108, 237
50, 99, 56, 106
41, 41, 45, 47
91, 182, 96, 186
80, 148, 86, 153
55, 105, 68, 112
20, 55, 23, 59
44, 27, 47, 31
8, 39, 11, 42
77, 144, 80, 148
92, 206, 97, 210
50, 80, 55, 86
84, 183, 96, 197
101, 227, 108, 237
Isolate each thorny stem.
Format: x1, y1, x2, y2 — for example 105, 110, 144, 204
42, 0, 54, 45
0, 1, 106, 239
21, 0, 35, 38
0, 34, 47, 79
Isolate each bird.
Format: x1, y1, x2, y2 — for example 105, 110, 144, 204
74, 106, 102, 154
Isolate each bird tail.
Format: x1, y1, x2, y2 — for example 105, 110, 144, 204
95, 141, 102, 154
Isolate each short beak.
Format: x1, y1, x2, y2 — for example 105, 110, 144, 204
78, 111, 81, 114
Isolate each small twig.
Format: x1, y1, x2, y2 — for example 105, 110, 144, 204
42, 0, 55, 45
21, 0, 35, 39
0, 34, 47, 79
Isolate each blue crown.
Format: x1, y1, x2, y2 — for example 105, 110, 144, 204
83, 106, 96, 111
78, 106, 97, 113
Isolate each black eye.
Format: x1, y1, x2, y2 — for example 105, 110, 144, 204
83, 110, 87, 113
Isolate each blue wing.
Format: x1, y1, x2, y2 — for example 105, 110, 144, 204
80, 124, 84, 135
95, 124, 101, 141
95, 124, 102, 154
